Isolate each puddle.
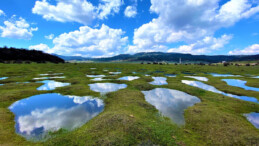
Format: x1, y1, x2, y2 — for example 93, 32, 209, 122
87, 75, 108, 81
222, 79, 259, 92
149, 77, 168, 85
153, 71, 164, 73
8, 93, 104, 141
145, 75, 151, 77
0, 77, 7, 85
165, 74, 177, 77
91, 78, 110, 81
37, 80, 70, 91
252, 76, 259, 79
118, 76, 140, 81
142, 88, 200, 125
210, 73, 241, 77
33, 77, 65, 80
185, 76, 208, 82
89, 83, 127, 94
39, 73, 63, 76
182, 72, 194, 75
90, 68, 96, 70
0, 77, 8, 80
182, 80, 259, 103
34, 77, 49, 80
245, 113, 259, 129
16, 82, 30, 84
86, 75, 106, 78
109, 72, 121, 75
49, 77, 65, 79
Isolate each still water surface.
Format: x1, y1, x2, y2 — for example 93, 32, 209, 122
9, 93, 104, 141
222, 79, 259, 92
142, 88, 200, 124
89, 83, 127, 94
182, 80, 259, 103
37, 80, 70, 91
149, 77, 168, 85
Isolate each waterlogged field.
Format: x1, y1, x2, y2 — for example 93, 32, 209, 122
0, 63, 259, 145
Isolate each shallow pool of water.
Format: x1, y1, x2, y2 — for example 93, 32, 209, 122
210, 73, 241, 77
86, 75, 106, 78
0, 77, 8, 80
8, 93, 104, 141
39, 73, 63, 76
142, 88, 200, 124
33, 76, 65, 80
245, 113, 259, 129
37, 80, 70, 91
153, 71, 164, 73
182, 80, 259, 103
118, 76, 139, 81
165, 74, 176, 77
149, 77, 168, 85
16, 82, 30, 84
222, 79, 259, 92
181, 72, 194, 75
185, 76, 208, 82
89, 83, 127, 94
91, 78, 110, 81
109, 72, 121, 75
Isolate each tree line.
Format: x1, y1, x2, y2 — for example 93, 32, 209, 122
0, 47, 64, 64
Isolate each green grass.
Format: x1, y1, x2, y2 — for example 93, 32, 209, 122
0, 63, 259, 145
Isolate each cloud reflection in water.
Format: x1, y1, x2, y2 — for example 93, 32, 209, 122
9, 93, 104, 141
149, 77, 168, 85
142, 88, 200, 124
182, 80, 259, 103
37, 80, 70, 91
222, 79, 259, 92
89, 83, 127, 94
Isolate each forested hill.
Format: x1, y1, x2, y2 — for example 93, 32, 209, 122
92, 52, 259, 63
56, 52, 259, 63
0, 47, 64, 63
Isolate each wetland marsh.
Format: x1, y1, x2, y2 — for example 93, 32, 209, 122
1, 63, 259, 145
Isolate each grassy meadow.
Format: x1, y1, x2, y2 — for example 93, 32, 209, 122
0, 63, 259, 145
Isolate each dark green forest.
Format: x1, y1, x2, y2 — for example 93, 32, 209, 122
0, 47, 64, 63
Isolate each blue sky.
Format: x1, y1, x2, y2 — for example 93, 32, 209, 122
0, 0, 259, 57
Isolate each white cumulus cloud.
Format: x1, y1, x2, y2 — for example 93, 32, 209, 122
124, 6, 137, 18
30, 24, 128, 57
29, 43, 53, 53
229, 44, 259, 55
97, 0, 123, 19
129, 0, 259, 54
168, 35, 233, 54
32, 0, 123, 25
0, 9, 5, 16
45, 34, 54, 40
0, 17, 38, 39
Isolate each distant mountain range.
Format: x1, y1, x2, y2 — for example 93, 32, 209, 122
54, 54, 91, 61
55, 52, 259, 63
